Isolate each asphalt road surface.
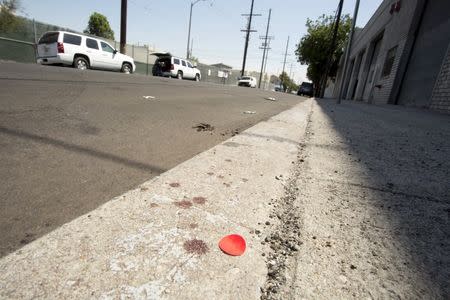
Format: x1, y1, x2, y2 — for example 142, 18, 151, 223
0, 62, 305, 257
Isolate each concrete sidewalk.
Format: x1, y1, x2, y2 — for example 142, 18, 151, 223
1, 98, 449, 299
275, 99, 449, 299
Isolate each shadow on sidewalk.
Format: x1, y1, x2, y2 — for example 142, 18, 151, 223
315, 99, 450, 297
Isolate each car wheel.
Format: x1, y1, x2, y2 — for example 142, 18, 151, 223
177, 71, 183, 80
195, 74, 200, 81
121, 63, 132, 74
73, 57, 89, 70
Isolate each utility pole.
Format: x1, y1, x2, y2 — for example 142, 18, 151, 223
320, 0, 344, 97
262, 38, 273, 89
258, 9, 272, 88
187, 0, 206, 59
338, 0, 360, 104
120, 0, 127, 54
281, 36, 290, 91
186, 2, 194, 59
240, 0, 261, 77
289, 62, 293, 78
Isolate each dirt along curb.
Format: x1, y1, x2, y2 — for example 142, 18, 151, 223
0, 99, 313, 299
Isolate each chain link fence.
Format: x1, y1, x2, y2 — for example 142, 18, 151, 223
0, 17, 275, 88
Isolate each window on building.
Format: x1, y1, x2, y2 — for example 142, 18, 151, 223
86, 38, 99, 50
382, 46, 397, 77
63, 34, 81, 45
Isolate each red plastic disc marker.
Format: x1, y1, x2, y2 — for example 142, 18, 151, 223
219, 234, 246, 256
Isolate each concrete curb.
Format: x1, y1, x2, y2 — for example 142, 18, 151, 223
0, 99, 312, 299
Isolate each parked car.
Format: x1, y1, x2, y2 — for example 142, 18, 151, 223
152, 53, 201, 81
36, 31, 136, 73
238, 76, 257, 88
274, 84, 284, 92
297, 82, 314, 97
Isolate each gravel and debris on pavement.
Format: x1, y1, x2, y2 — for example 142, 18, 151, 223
192, 123, 215, 132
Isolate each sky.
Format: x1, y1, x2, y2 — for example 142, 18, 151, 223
18, 0, 383, 83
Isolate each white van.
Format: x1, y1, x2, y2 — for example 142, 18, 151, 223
37, 31, 136, 74
152, 53, 201, 81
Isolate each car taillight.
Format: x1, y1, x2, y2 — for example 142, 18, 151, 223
57, 42, 64, 53
170, 64, 174, 70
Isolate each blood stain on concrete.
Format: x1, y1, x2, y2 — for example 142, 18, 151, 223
189, 223, 198, 229
150, 203, 159, 208
242, 178, 249, 182
183, 239, 209, 255
174, 200, 193, 209
225, 159, 232, 162
192, 196, 206, 205
140, 187, 149, 191
169, 182, 180, 188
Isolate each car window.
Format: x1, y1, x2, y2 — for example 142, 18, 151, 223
63, 33, 81, 45
38, 32, 59, 44
181, 60, 186, 67
241, 77, 251, 80
174, 58, 180, 65
86, 38, 99, 50
187, 62, 193, 68
100, 42, 115, 53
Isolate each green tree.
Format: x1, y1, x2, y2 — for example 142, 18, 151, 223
0, 0, 22, 33
279, 71, 298, 92
189, 56, 199, 64
295, 14, 351, 95
84, 12, 114, 40
270, 74, 280, 84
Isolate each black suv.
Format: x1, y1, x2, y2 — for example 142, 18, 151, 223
297, 82, 314, 97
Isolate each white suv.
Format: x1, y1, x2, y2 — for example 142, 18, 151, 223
152, 53, 201, 81
238, 76, 257, 88
37, 31, 136, 74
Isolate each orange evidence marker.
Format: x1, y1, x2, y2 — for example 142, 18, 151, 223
219, 234, 246, 256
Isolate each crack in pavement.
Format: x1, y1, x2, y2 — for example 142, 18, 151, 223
260, 105, 314, 299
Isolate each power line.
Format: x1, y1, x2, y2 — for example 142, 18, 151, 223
128, 0, 152, 16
